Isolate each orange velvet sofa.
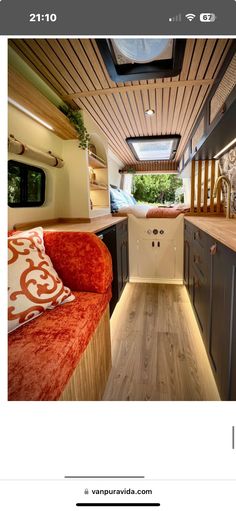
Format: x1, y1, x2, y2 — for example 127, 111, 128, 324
8, 231, 113, 401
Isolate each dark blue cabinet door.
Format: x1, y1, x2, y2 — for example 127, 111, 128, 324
209, 241, 236, 400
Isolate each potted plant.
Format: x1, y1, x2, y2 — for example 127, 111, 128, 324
60, 105, 90, 150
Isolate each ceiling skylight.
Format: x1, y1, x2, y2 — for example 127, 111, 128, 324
96, 39, 186, 83
127, 136, 180, 161
111, 39, 173, 64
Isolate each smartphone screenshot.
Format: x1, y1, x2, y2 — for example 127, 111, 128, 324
1, 1, 236, 509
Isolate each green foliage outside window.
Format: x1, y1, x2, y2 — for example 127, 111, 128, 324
132, 174, 183, 205
8, 160, 45, 207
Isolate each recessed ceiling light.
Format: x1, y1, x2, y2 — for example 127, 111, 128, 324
145, 109, 155, 116
8, 98, 54, 131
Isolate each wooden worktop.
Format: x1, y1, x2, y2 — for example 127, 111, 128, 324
45, 216, 126, 234
185, 217, 236, 252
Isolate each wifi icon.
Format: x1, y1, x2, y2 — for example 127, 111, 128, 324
185, 13, 196, 21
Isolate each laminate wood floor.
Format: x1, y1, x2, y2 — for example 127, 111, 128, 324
103, 283, 220, 401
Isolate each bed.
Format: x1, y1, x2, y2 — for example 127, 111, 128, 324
110, 186, 189, 218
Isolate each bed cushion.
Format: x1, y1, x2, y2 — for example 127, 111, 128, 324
8, 289, 111, 401
110, 187, 128, 211
110, 187, 137, 211
8, 227, 74, 333
121, 189, 137, 205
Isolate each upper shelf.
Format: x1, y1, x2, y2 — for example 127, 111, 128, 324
88, 152, 106, 169
8, 67, 77, 140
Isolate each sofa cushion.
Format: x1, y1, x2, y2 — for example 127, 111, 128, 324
8, 227, 75, 333
43, 231, 112, 294
8, 289, 111, 401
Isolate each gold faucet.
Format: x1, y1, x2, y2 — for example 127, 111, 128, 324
213, 175, 231, 219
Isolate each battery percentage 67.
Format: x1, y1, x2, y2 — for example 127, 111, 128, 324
200, 13, 217, 22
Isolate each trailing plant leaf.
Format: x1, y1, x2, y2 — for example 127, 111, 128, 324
60, 105, 90, 149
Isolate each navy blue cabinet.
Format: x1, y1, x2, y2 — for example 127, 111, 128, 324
97, 219, 129, 315
184, 219, 236, 400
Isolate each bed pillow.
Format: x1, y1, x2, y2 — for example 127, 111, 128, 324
110, 186, 137, 211
110, 187, 129, 211
120, 189, 137, 205
8, 227, 75, 333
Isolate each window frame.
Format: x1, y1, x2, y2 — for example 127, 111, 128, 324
8, 160, 46, 208
126, 135, 181, 162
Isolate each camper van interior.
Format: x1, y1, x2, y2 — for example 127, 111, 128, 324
8, 38, 236, 401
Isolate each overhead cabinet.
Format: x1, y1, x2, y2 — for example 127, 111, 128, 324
184, 219, 236, 400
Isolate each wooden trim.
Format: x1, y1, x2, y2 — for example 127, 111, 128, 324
203, 160, 209, 214
121, 161, 178, 173
190, 160, 195, 214
13, 218, 61, 230
13, 217, 92, 230
63, 79, 214, 100
216, 162, 221, 215
59, 306, 111, 401
197, 160, 202, 214
59, 217, 92, 224
210, 159, 216, 213
8, 67, 77, 140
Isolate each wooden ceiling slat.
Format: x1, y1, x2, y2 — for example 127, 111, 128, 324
67, 40, 137, 146
22, 39, 132, 159
147, 80, 157, 136
9, 38, 233, 166
176, 39, 206, 134
166, 76, 179, 134
171, 40, 196, 133
49, 40, 135, 157
64, 78, 214, 100
111, 93, 137, 137
126, 91, 143, 135
80, 39, 110, 89
91, 40, 117, 88
76, 95, 134, 162
25, 40, 76, 95
131, 81, 149, 135
118, 92, 140, 137
78, 98, 131, 162
156, 88, 163, 135
141, 89, 153, 136
162, 78, 171, 135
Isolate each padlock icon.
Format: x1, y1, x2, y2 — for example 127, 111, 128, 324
84, 488, 89, 495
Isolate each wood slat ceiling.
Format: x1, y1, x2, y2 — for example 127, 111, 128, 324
9, 38, 232, 165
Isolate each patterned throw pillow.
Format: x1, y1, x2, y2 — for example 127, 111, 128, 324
8, 227, 75, 333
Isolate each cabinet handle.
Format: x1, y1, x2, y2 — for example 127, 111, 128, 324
193, 254, 200, 264
210, 243, 217, 255
194, 231, 200, 240
98, 234, 104, 240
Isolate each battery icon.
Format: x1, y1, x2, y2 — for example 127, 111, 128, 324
200, 13, 217, 22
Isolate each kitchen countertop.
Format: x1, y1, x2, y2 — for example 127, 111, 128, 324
45, 215, 126, 234
185, 216, 236, 252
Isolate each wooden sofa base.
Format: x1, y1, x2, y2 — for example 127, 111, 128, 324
59, 305, 111, 401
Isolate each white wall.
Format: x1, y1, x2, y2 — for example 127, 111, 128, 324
8, 106, 125, 228
61, 140, 90, 218
8, 105, 66, 229
107, 148, 122, 188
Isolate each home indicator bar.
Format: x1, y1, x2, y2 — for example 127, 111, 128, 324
75, 505, 161, 508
